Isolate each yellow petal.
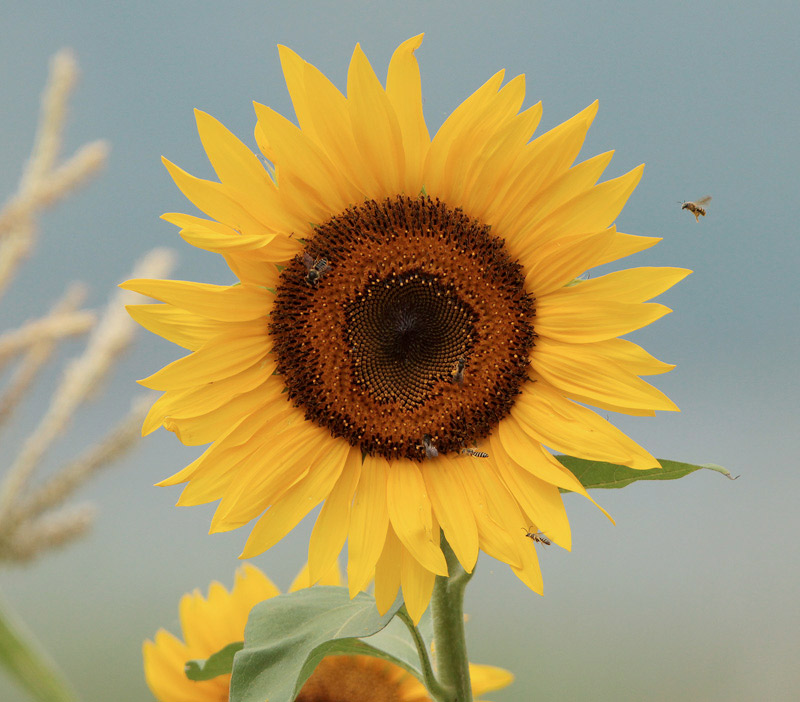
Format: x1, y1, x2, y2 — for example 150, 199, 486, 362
461, 103, 544, 219
179, 224, 278, 253
253, 102, 353, 219
162, 156, 291, 234
386, 460, 448, 577
421, 456, 479, 573
239, 439, 349, 557
278, 45, 323, 146
469, 663, 515, 696
457, 461, 523, 569
432, 74, 527, 205
125, 304, 230, 351
212, 420, 332, 527
347, 43, 405, 196
164, 376, 274, 446
308, 448, 362, 585
400, 544, 437, 624
138, 327, 270, 390
512, 383, 658, 470
289, 559, 342, 593
120, 279, 272, 322
424, 70, 506, 197
233, 563, 280, 603
385, 34, 430, 194
535, 297, 671, 344
594, 230, 661, 266
490, 439, 572, 550
500, 148, 613, 242
531, 339, 679, 412
545, 266, 691, 304
374, 526, 403, 615
491, 101, 599, 234
517, 163, 644, 255
347, 456, 390, 596
586, 337, 675, 375
194, 109, 275, 200
142, 362, 271, 435
302, 59, 373, 196
524, 227, 616, 295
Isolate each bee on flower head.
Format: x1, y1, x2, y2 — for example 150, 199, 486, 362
680, 196, 711, 222
460, 447, 488, 458
420, 434, 438, 459
522, 527, 551, 546
450, 356, 466, 385
302, 252, 331, 287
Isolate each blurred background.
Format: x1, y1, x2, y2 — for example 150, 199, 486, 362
1, 1, 798, 700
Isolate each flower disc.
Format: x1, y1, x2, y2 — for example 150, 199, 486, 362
270, 196, 535, 460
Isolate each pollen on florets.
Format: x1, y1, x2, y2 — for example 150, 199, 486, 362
269, 196, 535, 461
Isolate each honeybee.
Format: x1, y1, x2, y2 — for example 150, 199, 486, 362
522, 527, 551, 546
421, 434, 438, 458
680, 196, 711, 222
460, 447, 488, 458
450, 356, 465, 384
302, 252, 331, 287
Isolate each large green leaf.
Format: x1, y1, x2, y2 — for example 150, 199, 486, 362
230, 586, 407, 702
556, 456, 738, 491
185, 641, 243, 681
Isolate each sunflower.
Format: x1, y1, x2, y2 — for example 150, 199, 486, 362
123, 35, 689, 622
143, 563, 513, 702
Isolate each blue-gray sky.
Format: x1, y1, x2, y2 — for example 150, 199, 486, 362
1, 1, 798, 700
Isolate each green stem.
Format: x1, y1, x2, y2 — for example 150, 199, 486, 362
396, 606, 450, 702
430, 534, 474, 702
0, 591, 78, 702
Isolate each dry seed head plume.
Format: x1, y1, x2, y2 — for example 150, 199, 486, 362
0, 49, 176, 563
0, 48, 109, 300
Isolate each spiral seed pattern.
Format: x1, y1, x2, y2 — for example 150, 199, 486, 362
269, 196, 535, 461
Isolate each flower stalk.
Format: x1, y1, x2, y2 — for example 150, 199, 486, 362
0, 592, 78, 702
430, 534, 474, 702
396, 606, 450, 701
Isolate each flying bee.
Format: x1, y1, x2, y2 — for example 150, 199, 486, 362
680, 196, 712, 222
450, 356, 466, 384
522, 527, 551, 546
460, 447, 488, 458
420, 434, 438, 458
302, 252, 331, 287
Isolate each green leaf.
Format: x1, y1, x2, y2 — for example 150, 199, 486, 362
557, 456, 739, 491
185, 641, 243, 681
0, 593, 78, 702
230, 586, 404, 702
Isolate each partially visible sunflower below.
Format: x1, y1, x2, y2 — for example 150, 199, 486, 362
124, 35, 689, 621
143, 563, 513, 702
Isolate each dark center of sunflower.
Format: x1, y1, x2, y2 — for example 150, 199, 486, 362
270, 196, 535, 461
345, 271, 476, 408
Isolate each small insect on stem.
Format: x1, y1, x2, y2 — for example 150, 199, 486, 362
302, 252, 332, 287
522, 527, 551, 546
680, 195, 712, 222
459, 447, 488, 458
420, 434, 438, 458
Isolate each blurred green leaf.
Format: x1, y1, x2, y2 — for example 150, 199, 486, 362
230, 586, 405, 702
557, 456, 738, 491
185, 641, 243, 681
0, 593, 78, 702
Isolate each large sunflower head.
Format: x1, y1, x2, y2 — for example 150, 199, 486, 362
124, 35, 689, 622
143, 563, 512, 702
